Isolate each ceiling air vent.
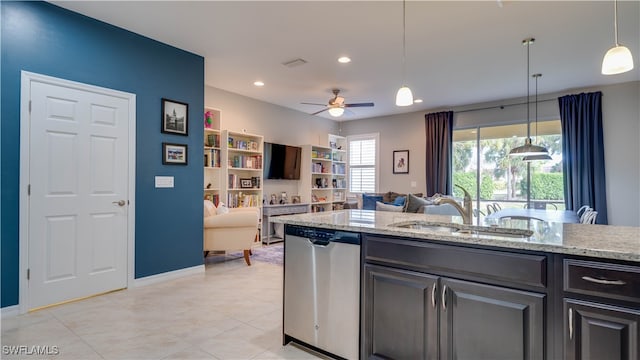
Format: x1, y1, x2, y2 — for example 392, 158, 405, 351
282, 58, 307, 68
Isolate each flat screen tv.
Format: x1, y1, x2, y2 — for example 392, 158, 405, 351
263, 142, 302, 180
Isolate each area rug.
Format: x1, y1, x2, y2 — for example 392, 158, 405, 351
204, 242, 283, 266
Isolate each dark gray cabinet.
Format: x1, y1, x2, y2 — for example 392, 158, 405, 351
440, 278, 545, 360
564, 299, 639, 360
562, 258, 640, 360
363, 263, 545, 360
363, 264, 438, 359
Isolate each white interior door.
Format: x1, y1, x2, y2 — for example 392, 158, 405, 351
26, 76, 131, 309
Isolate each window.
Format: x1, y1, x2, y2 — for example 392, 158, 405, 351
452, 120, 564, 212
348, 133, 379, 193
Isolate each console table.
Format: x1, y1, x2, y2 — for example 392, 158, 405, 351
262, 203, 310, 244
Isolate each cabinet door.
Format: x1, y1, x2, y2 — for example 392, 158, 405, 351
363, 264, 438, 360
440, 278, 545, 360
564, 299, 639, 360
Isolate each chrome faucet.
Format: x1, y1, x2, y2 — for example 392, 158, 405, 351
433, 185, 473, 225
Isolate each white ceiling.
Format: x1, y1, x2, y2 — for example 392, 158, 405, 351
52, 1, 639, 121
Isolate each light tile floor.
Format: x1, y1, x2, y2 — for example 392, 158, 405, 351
1, 253, 328, 360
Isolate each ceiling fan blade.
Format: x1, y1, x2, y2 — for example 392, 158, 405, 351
310, 108, 329, 116
301, 102, 327, 106
344, 102, 374, 108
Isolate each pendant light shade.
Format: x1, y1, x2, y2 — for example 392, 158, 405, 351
395, 0, 413, 107
395, 86, 414, 106
509, 138, 549, 157
523, 154, 553, 162
602, 0, 634, 75
509, 39, 549, 158
327, 107, 345, 117
602, 45, 634, 75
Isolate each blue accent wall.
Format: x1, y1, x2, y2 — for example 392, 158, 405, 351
1, 2, 204, 307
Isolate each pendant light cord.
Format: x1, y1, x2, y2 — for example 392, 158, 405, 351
614, 0, 620, 46
402, 0, 407, 83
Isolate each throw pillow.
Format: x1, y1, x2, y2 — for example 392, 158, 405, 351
216, 202, 229, 215
403, 193, 434, 213
362, 194, 384, 210
204, 200, 216, 217
376, 201, 403, 212
393, 196, 406, 206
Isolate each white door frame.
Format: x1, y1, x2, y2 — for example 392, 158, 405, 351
18, 71, 136, 314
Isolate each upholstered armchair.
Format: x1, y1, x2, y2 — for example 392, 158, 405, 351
203, 200, 260, 265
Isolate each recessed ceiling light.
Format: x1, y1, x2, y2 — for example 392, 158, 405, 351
413, 98, 423, 103
253, 81, 265, 87
338, 56, 351, 64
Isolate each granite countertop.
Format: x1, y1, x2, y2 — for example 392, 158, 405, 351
271, 210, 640, 262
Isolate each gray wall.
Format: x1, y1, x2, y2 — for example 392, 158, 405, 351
205, 86, 338, 200
340, 81, 640, 227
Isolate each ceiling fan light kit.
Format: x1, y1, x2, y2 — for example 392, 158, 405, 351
302, 89, 374, 117
328, 107, 345, 117
602, 0, 634, 75
509, 38, 550, 159
395, 0, 414, 107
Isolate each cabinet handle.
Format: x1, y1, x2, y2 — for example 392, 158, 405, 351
441, 285, 447, 311
568, 308, 574, 340
581, 276, 626, 286
431, 283, 437, 309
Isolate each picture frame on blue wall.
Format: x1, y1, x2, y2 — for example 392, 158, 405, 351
162, 142, 188, 165
161, 98, 188, 136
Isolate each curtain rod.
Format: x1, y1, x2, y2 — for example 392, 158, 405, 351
453, 97, 557, 114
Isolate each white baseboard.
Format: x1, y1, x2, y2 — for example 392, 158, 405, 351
1, 305, 20, 318
133, 264, 205, 288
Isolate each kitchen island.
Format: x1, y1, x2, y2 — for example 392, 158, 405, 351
274, 210, 640, 360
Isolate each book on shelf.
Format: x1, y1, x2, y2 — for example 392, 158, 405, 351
204, 193, 220, 207
227, 193, 260, 208
207, 134, 220, 148
205, 149, 221, 167
230, 154, 262, 169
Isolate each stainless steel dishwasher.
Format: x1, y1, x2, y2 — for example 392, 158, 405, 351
283, 225, 360, 360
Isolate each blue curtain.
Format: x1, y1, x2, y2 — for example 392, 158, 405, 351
425, 111, 453, 196
558, 92, 608, 224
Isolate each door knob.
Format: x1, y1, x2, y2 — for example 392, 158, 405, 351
112, 200, 126, 207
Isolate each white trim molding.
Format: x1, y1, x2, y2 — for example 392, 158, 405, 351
133, 265, 205, 288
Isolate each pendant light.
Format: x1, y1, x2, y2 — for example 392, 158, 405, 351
395, 0, 413, 106
602, 0, 634, 75
509, 38, 549, 158
523, 74, 552, 162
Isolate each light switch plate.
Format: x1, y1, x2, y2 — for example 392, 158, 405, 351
411, 181, 417, 188
155, 176, 174, 188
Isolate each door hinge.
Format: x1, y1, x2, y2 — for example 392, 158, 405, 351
29, 100, 32, 113
27, 268, 30, 280
28, 184, 31, 196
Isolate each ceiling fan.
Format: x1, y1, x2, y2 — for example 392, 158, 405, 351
302, 89, 374, 117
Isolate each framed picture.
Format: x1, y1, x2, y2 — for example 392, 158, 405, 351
161, 98, 188, 136
240, 178, 253, 188
162, 142, 188, 165
393, 150, 409, 174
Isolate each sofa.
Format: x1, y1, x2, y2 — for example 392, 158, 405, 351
361, 191, 460, 216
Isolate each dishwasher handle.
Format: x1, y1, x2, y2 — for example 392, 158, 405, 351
308, 238, 331, 247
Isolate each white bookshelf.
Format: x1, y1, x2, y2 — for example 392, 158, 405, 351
203, 108, 221, 205
328, 134, 348, 210
221, 130, 263, 210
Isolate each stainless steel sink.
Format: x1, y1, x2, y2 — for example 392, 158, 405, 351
390, 221, 533, 238
453, 229, 533, 238
390, 222, 460, 233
